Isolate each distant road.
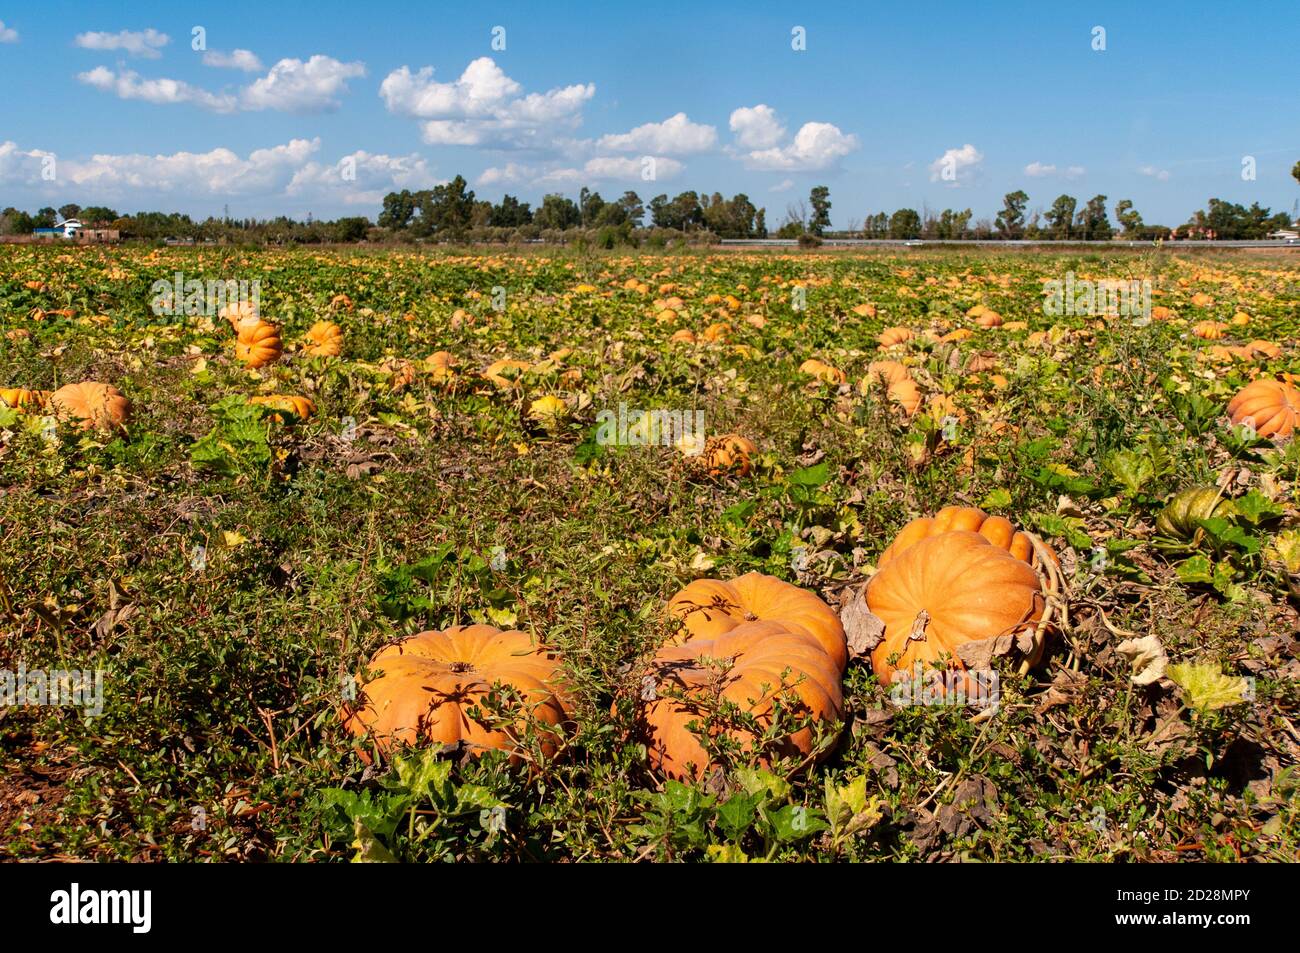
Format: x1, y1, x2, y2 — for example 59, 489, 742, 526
719, 238, 1299, 249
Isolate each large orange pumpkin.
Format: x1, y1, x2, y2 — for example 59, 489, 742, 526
667, 572, 847, 671
301, 320, 343, 357
866, 532, 1046, 684
249, 394, 315, 420
879, 505, 1036, 567
878, 327, 914, 348
0, 388, 50, 410
234, 320, 283, 369
639, 620, 843, 780
697, 433, 758, 477
343, 625, 569, 759
799, 359, 846, 385
1227, 378, 1300, 438
49, 382, 131, 431
860, 360, 911, 390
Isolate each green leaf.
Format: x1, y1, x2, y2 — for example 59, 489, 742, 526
715, 792, 761, 842
766, 804, 828, 843
980, 488, 1013, 510
350, 818, 397, 863
705, 843, 752, 863
1175, 554, 1215, 585
734, 767, 790, 801
1168, 663, 1251, 711
1103, 449, 1155, 496
1231, 490, 1284, 526
787, 461, 830, 487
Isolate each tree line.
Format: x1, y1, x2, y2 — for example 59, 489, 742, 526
2, 164, 1296, 244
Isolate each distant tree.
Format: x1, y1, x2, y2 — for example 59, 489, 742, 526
57, 203, 81, 221
80, 206, 119, 225
755, 207, 767, 238
378, 190, 416, 230
33, 207, 57, 228
1045, 195, 1077, 239
488, 194, 533, 227
0, 207, 35, 235
534, 193, 581, 230
650, 191, 703, 231
1293, 160, 1300, 186
616, 191, 645, 228
808, 185, 832, 236
935, 208, 972, 239
995, 190, 1029, 238
1187, 198, 1290, 239
1114, 199, 1143, 237
1076, 194, 1112, 240
334, 217, 371, 242
579, 188, 607, 226
888, 208, 922, 239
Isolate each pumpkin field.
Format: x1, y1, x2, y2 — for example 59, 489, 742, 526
1, 242, 1298, 862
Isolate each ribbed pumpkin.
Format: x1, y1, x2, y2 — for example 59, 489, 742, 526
696, 433, 758, 477
878, 327, 914, 348
49, 382, 131, 431
482, 359, 531, 389
343, 625, 569, 759
799, 359, 846, 385
975, 310, 1004, 329
866, 531, 1046, 684
301, 320, 342, 357
234, 320, 282, 369
0, 388, 50, 410
879, 505, 1036, 567
425, 350, 458, 385
1227, 378, 1300, 438
639, 621, 843, 780
887, 378, 922, 416
220, 300, 259, 328
249, 394, 315, 421
1192, 321, 1226, 340
1155, 487, 1231, 539
667, 572, 847, 672
860, 360, 911, 389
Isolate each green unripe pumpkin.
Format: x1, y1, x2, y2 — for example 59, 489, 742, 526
1154, 487, 1232, 539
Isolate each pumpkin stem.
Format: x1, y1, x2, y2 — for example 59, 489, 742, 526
449, 661, 474, 674
907, 609, 930, 642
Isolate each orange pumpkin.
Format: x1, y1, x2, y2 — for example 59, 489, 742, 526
343, 625, 569, 759
879, 505, 1037, 567
234, 320, 282, 369
667, 572, 846, 672
976, 310, 1004, 329
877, 327, 914, 348
639, 621, 843, 780
887, 378, 922, 416
697, 433, 758, 477
1227, 378, 1300, 438
1192, 321, 1226, 340
861, 360, 911, 389
302, 320, 343, 357
799, 359, 846, 385
249, 394, 315, 420
866, 532, 1045, 684
482, 359, 531, 389
0, 388, 50, 410
49, 382, 131, 431
669, 328, 697, 344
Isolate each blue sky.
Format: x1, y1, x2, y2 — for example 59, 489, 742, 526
1, 0, 1297, 227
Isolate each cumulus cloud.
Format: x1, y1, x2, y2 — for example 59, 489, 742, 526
78, 55, 365, 113
1025, 161, 1085, 180
1139, 164, 1171, 181
240, 56, 366, 112
381, 57, 595, 151
769, 178, 795, 192
64, 139, 322, 194
77, 66, 238, 112
0, 141, 55, 183
479, 155, 682, 188
743, 122, 859, 171
596, 113, 716, 155
74, 28, 169, 58
0, 20, 19, 43
729, 105, 785, 150
928, 143, 983, 184
287, 150, 441, 205
203, 49, 264, 72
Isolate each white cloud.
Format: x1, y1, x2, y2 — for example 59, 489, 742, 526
479, 155, 682, 188
1025, 161, 1085, 180
1139, 164, 1171, 181
64, 139, 322, 195
743, 122, 858, 171
74, 28, 169, 58
381, 58, 595, 151
0, 141, 55, 183
0, 20, 19, 43
596, 113, 716, 155
287, 150, 441, 206
78, 56, 365, 114
729, 105, 785, 150
77, 66, 238, 112
240, 56, 365, 112
928, 143, 983, 184
203, 49, 264, 72
769, 178, 795, 192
